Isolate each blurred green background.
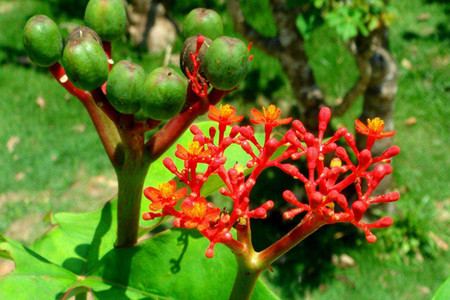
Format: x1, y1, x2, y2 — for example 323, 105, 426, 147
0, 0, 449, 299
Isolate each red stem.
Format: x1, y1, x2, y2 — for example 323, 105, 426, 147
48, 63, 120, 163
90, 88, 121, 125
255, 213, 325, 268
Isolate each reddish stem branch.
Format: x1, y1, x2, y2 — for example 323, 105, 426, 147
90, 88, 121, 125
131, 119, 162, 134
48, 63, 91, 101
256, 213, 325, 268
48, 63, 120, 164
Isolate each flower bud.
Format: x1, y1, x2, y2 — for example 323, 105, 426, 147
106, 61, 145, 114
183, 8, 223, 40
204, 37, 250, 91
351, 200, 369, 221
142, 67, 187, 120
310, 192, 324, 209
84, 0, 126, 42
23, 15, 63, 67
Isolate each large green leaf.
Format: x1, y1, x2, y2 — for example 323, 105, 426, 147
0, 235, 78, 300
0, 201, 279, 299
30, 201, 117, 275
82, 229, 278, 300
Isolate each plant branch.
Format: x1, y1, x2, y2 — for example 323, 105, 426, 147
48, 63, 121, 163
256, 213, 325, 268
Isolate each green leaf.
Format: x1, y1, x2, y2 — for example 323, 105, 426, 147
433, 276, 450, 300
30, 201, 117, 275
0, 201, 279, 299
0, 235, 78, 300
85, 229, 279, 300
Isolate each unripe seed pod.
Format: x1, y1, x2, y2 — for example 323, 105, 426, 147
142, 67, 187, 120
23, 15, 63, 67
84, 0, 126, 42
183, 8, 223, 40
203, 37, 250, 91
62, 34, 109, 91
106, 61, 145, 114
134, 109, 152, 122
180, 35, 212, 79
66, 26, 102, 45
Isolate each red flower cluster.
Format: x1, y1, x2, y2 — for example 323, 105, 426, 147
143, 104, 400, 257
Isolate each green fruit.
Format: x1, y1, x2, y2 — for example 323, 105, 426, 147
65, 26, 102, 45
23, 15, 63, 67
142, 67, 187, 120
203, 37, 250, 91
183, 8, 223, 40
180, 35, 212, 80
134, 109, 152, 122
106, 61, 145, 114
84, 0, 126, 42
62, 35, 109, 91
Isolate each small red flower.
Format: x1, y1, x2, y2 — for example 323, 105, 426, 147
176, 141, 211, 161
355, 117, 396, 139
180, 197, 221, 230
208, 104, 243, 126
250, 105, 292, 127
144, 180, 187, 211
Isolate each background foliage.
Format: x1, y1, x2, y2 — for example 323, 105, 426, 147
0, 0, 449, 299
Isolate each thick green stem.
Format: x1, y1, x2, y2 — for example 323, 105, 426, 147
114, 148, 150, 247
229, 255, 262, 300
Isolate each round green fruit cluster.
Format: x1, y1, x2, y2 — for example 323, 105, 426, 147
106, 61, 146, 114
142, 67, 187, 120
106, 65, 187, 120
181, 8, 250, 91
84, 0, 127, 42
183, 8, 223, 40
61, 27, 109, 91
23, 15, 63, 67
203, 37, 250, 91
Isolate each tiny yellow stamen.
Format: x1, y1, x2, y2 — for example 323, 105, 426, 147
367, 117, 385, 134
264, 105, 281, 121
187, 141, 203, 155
218, 104, 234, 118
234, 163, 244, 174
330, 157, 342, 168
158, 182, 175, 198
184, 201, 206, 218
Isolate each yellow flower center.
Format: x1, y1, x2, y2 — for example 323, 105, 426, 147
187, 141, 203, 155
330, 157, 342, 168
218, 104, 234, 119
367, 117, 385, 134
183, 201, 206, 218
158, 182, 175, 198
264, 105, 281, 121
